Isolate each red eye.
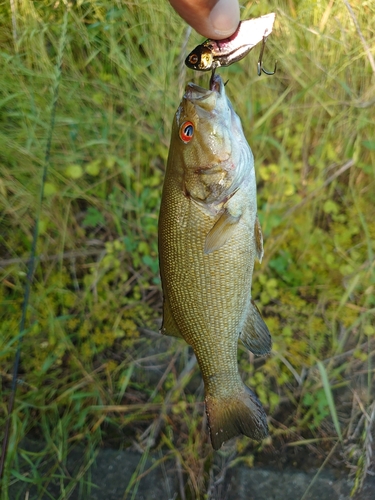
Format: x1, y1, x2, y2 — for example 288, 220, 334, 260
179, 121, 194, 143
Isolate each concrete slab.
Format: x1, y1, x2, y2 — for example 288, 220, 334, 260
7, 443, 375, 500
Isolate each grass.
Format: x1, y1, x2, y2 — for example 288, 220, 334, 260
0, 0, 375, 498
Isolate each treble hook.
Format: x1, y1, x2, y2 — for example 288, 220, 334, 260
257, 36, 277, 76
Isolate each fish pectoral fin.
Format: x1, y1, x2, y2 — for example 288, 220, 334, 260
160, 296, 184, 339
254, 215, 264, 263
204, 209, 241, 254
239, 300, 272, 356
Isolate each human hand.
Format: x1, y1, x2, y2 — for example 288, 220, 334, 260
169, 0, 240, 40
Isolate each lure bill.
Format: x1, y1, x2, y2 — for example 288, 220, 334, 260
185, 13, 275, 72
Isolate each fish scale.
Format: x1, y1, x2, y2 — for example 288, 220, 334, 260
160, 181, 250, 391
158, 75, 272, 449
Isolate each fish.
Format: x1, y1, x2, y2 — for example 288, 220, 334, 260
185, 13, 275, 72
158, 74, 272, 450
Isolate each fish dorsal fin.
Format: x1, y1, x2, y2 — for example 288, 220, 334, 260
204, 209, 241, 254
254, 215, 264, 263
239, 300, 272, 356
160, 296, 183, 339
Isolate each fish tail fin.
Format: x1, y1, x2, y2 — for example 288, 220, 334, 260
205, 384, 268, 450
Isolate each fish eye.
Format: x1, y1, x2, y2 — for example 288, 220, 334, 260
179, 121, 194, 143
189, 54, 199, 65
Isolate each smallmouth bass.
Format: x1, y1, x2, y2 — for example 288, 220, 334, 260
158, 74, 271, 450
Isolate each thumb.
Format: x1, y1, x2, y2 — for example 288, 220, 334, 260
169, 0, 240, 40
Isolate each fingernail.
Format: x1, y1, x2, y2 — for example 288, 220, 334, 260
209, 0, 240, 37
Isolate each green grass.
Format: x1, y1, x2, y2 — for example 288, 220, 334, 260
1, 0, 375, 498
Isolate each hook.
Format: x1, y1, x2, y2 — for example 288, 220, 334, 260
209, 67, 216, 89
257, 36, 277, 76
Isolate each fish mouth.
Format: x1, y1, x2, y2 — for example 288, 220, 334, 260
184, 75, 225, 112
209, 73, 223, 93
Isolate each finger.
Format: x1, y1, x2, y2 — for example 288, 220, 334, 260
169, 0, 240, 39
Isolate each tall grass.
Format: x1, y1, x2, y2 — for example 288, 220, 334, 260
1, 0, 374, 498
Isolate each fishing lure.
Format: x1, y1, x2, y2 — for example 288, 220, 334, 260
185, 12, 276, 72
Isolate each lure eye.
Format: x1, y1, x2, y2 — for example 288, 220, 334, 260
189, 54, 199, 65
179, 121, 194, 143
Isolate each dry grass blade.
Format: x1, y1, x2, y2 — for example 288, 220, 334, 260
0, 247, 104, 269
363, 403, 375, 482
140, 354, 197, 447
300, 440, 340, 500
9, 0, 18, 43
343, 0, 375, 73
350, 400, 375, 495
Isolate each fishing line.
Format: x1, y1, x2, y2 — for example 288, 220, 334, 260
0, 7, 69, 481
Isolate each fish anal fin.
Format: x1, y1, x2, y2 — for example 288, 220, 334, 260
204, 209, 240, 254
254, 215, 264, 262
239, 299, 272, 356
205, 384, 268, 450
160, 296, 183, 339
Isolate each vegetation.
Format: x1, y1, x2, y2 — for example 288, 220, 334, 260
0, 0, 374, 498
